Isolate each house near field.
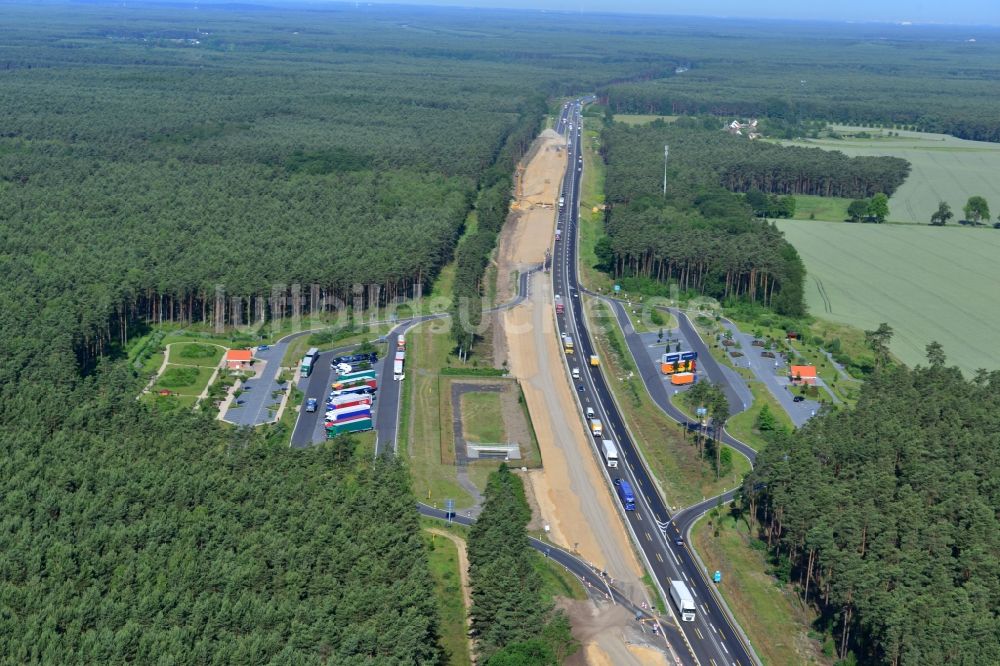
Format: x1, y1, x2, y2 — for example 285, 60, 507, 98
789, 365, 817, 386
225, 349, 254, 370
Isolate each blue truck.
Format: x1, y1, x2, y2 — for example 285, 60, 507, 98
614, 478, 636, 511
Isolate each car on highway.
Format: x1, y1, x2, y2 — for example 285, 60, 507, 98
793, 395, 805, 403
305, 398, 318, 412
674, 535, 685, 547
576, 384, 585, 392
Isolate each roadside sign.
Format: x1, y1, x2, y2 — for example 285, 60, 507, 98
614, 284, 621, 293
696, 407, 707, 417
445, 498, 455, 521
713, 570, 722, 583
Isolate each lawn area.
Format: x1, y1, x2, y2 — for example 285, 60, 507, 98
460, 392, 505, 443
776, 220, 1000, 374
726, 382, 795, 451
153, 365, 215, 395
783, 127, 1000, 224
423, 528, 472, 666
587, 296, 751, 508
613, 114, 679, 125
790, 194, 850, 221
692, 512, 831, 666
170, 341, 224, 367
407, 321, 478, 509
577, 117, 614, 293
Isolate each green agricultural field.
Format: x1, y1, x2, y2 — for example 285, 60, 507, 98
777, 220, 1000, 374
613, 114, 679, 125
784, 128, 1000, 224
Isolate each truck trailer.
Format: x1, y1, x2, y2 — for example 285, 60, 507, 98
326, 415, 373, 437
671, 372, 695, 385
601, 439, 619, 467
670, 580, 696, 622
589, 419, 603, 437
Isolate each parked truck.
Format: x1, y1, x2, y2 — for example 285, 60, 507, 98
601, 439, 619, 467
326, 415, 373, 437
670, 580, 697, 622
393, 352, 404, 381
589, 419, 603, 437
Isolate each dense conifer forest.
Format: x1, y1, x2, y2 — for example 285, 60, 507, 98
2, 2, 998, 662
745, 349, 1000, 665
597, 22, 1000, 142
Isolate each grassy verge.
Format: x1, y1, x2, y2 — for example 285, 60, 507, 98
423, 529, 473, 666
725, 382, 795, 450
282, 324, 392, 368
533, 551, 588, 603
407, 322, 476, 509
691, 511, 831, 666
586, 296, 751, 508
577, 117, 614, 293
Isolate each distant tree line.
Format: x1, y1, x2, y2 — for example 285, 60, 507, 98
743, 340, 1000, 665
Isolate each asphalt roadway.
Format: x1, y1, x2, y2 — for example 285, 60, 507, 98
553, 99, 758, 666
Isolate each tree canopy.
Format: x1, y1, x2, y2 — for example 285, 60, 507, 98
744, 348, 1000, 665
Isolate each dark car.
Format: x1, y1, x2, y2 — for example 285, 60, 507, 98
674, 536, 685, 547
257, 344, 270, 352
576, 384, 585, 392
793, 395, 805, 403
613, 478, 622, 487
305, 398, 318, 412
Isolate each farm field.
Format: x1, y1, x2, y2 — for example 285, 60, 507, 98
612, 113, 679, 125
784, 127, 1000, 224
776, 220, 1000, 374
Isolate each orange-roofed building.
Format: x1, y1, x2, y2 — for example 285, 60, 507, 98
789, 365, 817, 385
225, 349, 254, 370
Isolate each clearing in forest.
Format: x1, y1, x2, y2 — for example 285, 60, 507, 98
776, 220, 1000, 374
784, 127, 1000, 224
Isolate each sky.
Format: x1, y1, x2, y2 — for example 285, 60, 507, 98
360, 0, 1000, 26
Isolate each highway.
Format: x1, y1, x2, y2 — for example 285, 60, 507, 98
552, 99, 758, 666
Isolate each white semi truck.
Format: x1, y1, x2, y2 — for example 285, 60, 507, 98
601, 439, 619, 468
670, 580, 696, 622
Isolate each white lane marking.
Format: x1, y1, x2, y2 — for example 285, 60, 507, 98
721, 642, 730, 654
682, 571, 688, 582
711, 622, 718, 633
673, 552, 681, 566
